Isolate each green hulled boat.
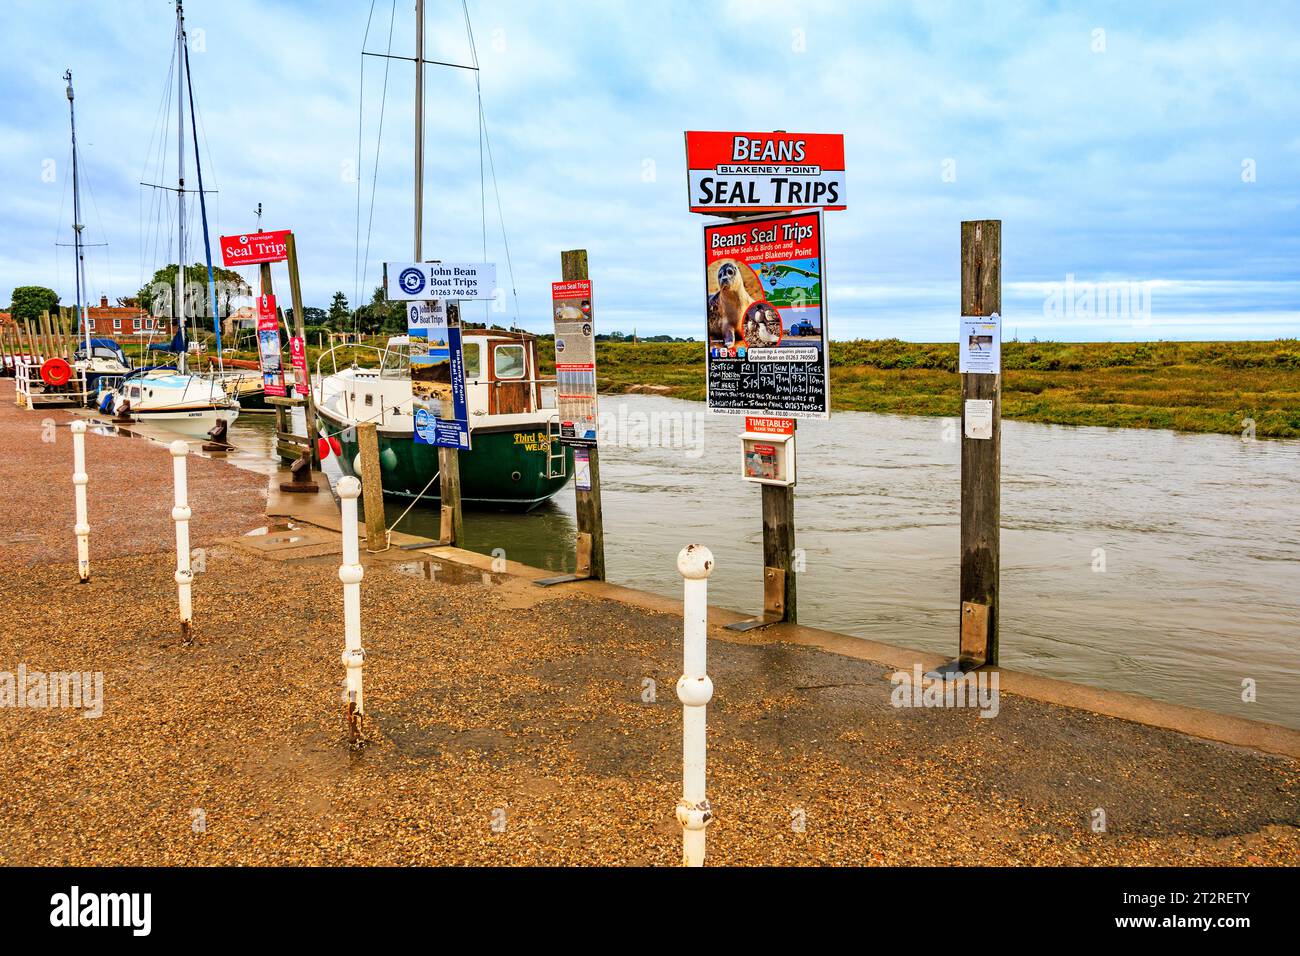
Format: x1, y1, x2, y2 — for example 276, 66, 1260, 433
314, 330, 573, 510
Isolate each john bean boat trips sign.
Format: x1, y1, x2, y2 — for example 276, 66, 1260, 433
219, 229, 291, 266
704, 209, 830, 419
684, 131, 846, 214
551, 279, 598, 445
384, 262, 497, 301
407, 300, 471, 451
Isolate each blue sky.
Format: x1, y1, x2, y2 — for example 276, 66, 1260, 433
1, 0, 1296, 341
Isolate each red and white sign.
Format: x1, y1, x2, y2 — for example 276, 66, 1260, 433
219, 229, 291, 267
745, 416, 795, 436
290, 334, 308, 391
256, 294, 286, 398
685, 131, 845, 214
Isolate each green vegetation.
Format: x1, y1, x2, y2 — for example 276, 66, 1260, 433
7, 286, 60, 323
545, 339, 1300, 439
135, 263, 250, 315
112, 333, 1300, 439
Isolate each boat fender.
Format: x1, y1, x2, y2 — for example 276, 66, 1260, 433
99, 392, 115, 414
316, 435, 343, 460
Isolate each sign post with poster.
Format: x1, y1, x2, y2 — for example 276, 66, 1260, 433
255, 293, 286, 398
551, 279, 598, 445
534, 249, 606, 589
930, 220, 1004, 678
703, 210, 830, 630
688, 131, 846, 632
406, 299, 470, 451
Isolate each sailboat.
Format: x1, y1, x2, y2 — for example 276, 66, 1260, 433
313, 0, 571, 509
62, 70, 132, 398
103, 1, 239, 437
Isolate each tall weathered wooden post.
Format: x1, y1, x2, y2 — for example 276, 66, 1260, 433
562, 248, 606, 581
537, 249, 606, 586
285, 231, 321, 469
954, 219, 1002, 669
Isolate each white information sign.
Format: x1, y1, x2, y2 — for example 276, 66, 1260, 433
959, 313, 1001, 374
964, 399, 994, 440
385, 261, 497, 301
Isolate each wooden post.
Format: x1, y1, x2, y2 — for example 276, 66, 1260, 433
761, 484, 797, 625
38, 311, 51, 360
437, 445, 463, 545
958, 219, 1001, 668
564, 249, 605, 580
0, 324, 14, 372
285, 232, 321, 468
356, 422, 388, 552
533, 249, 606, 587
436, 300, 465, 548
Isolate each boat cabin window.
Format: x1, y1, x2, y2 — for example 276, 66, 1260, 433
494, 344, 526, 379
463, 342, 480, 379
380, 346, 409, 379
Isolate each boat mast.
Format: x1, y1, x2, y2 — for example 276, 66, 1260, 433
180, 10, 225, 374
64, 70, 90, 359
175, 0, 187, 374
414, 0, 424, 261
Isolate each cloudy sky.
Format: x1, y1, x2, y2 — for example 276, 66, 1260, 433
1, 0, 1296, 341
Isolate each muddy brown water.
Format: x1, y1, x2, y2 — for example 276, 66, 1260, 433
225, 396, 1300, 729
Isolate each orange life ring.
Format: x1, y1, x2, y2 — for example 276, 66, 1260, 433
40, 358, 72, 386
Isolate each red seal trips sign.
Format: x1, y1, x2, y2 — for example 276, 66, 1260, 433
685, 131, 846, 214
219, 229, 291, 267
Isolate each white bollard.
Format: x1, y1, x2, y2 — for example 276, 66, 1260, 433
676, 543, 715, 867
70, 421, 90, 584
337, 476, 366, 742
170, 440, 193, 644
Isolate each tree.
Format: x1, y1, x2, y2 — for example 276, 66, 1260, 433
353, 285, 405, 335
303, 307, 327, 325
327, 291, 350, 328
9, 286, 60, 324
136, 263, 251, 319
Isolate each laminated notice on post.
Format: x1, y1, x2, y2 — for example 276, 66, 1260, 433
574, 447, 592, 491
959, 314, 1001, 374
964, 399, 994, 440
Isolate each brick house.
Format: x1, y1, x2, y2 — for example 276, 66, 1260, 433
80, 296, 167, 337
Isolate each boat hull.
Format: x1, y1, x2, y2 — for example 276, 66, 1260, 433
319, 409, 573, 511
127, 406, 240, 436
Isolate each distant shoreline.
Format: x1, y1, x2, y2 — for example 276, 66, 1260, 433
537, 338, 1300, 440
